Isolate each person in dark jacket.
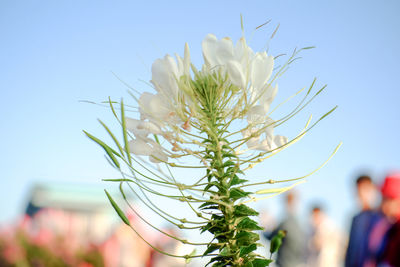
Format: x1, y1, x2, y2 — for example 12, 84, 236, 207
345, 175, 380, 267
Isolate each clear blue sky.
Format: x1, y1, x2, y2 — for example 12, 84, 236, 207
1, 0, 399, 232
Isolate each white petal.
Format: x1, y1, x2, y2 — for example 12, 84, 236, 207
257, 139, 271, 151
125, 117, 149, 137
128, 139, 152, 156
202, 34, 218, 67
138, 121, 162, 135
216, 37, 234, 65
234, 37, 247, 60
227, 60, 246, 88
263, 117, 275, 139
250, 52, 274, 91
138, 92, 153, 116
246, 137, 260, 149
149, 144, 168, 163
139, 93, 174, 126
242, 128, 260, 149
247, 105, 266, 124
175, 53, 184, 77
183, 42, 191, 75
151, 55, 179, 98
274, 135, 288, 147
235, 37, 254, 66
260, 84, 278, 113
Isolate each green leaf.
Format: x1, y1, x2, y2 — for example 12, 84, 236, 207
252, 258, 273, 267
229, 176, 248, 186
203, 244, 220, 256
219, 247, 231, 256
223, 160, 235, 167
205, 256, 224, 266
234, 205, 259, 217
103, 178, 133, 182
98, 119, 124, 155
200, 205, 219, 210
236, 231, 260, 247
119, 182, 127, 199
84, 131, 120, 168
237, 217, 264, 231
222, 152, 236, 158
199, 201, 217, 209
229, 188, 250, 201
240, 244, 257, 257
104, 189, 130, 226
318, 105, 337, 121
204, 181, 225, 192
120, 100, 132, 164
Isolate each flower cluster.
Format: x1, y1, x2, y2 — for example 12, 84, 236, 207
126, 34, 287, 164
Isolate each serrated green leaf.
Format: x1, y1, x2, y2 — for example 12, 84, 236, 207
229, 188, 250, 200
203, 244, 220, 256
252, 258, 273, 267
204, 181, 224, 192
222, 152, 236, 158
223, 161, 235, 167
237, 217, 264, 231
233, 205, 259, 217
199, 201, 217, 209
104, 190, 130, 226
236, 231, 260, 247
240, 243, 257, 257
230, 176, 248, 186
200, 205, 219, 210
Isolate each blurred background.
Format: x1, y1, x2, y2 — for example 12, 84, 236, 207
1, 0, 399, 266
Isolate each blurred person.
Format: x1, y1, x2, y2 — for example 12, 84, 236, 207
365, 172, 400, 267
263, 191, 306, 267
345, 175, 381, 267
307, 205, 346, 267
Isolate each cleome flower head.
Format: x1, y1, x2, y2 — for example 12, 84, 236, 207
127, 34, 287, 163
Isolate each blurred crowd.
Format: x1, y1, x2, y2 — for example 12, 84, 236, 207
0, 208, 188, 267
263, 172, 400, 267
1, 172, 399, 267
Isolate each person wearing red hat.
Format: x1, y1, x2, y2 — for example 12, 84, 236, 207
363, 172, 400, 267
379, 173, 400, 267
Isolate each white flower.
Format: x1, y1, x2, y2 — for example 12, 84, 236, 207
128, 138, 153, 156
201, 34, 275, 105
258, 84, 278, 113
242, 116, 287, 152
151, 43, 190, 98
139, 44, 191, 127
129, 34, 284, 162
126, 117, 162, 137
128, 137, 169, 163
